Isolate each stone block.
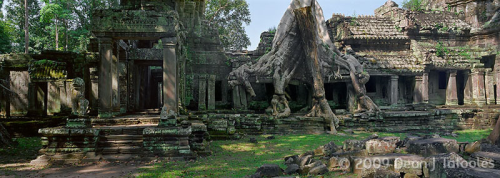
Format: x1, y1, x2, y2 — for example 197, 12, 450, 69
255, 164, 283, 177
365, 138, 398, 155
343, 139, 365, 151
407, 138, 459, 157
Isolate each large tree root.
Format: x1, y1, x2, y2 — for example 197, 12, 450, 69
306, 97, 339, 134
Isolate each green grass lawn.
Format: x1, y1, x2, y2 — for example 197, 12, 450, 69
138, 130, 492, 178
138, 132, 407, 178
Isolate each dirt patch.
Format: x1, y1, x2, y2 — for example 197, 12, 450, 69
0, 161, 148, 178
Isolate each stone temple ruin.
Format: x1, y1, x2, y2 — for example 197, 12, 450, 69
1, 0, 500, 176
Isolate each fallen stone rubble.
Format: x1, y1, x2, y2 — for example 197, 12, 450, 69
248, 133, 500, 178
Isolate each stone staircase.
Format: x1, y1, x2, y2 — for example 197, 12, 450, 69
97, 126, 149, 160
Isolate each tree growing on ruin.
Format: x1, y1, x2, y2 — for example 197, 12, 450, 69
205, 0, 251, 51
229, 0, 379, 134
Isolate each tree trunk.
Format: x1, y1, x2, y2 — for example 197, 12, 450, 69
24, 0, 29, 54
55, 17, 59, 50
228, 0, 379, 134
0, 123, 13, 147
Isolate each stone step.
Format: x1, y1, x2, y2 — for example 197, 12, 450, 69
100, 146, 143, 154
98, 140, 143, 147
103, 135, 143, 141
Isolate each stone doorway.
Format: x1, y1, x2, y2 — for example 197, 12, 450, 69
133, 60, 163, 112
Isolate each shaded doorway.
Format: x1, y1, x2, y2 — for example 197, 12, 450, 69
133, 60, 163, 112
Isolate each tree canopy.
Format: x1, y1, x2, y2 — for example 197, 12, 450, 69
205, 0, 251, 51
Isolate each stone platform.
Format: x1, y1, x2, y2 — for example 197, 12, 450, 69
35, 107, 500, 164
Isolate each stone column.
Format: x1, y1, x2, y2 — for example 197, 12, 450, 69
496, 70, 500, 105
207, 75, 216, 110
198, 75, 207, 110
162, 37, 178, 113
413, 75, 423, 104
390, 75, 399, 105
422, 72, 429, 103
446, 70, 458, 105
232, 86, 241, 109
90, 68, 99, 114
98, 38, 113, 114
471, 69, 486, 106
485, 69, 496, 105
0, 71, 10, 117
111, 43, 120, 112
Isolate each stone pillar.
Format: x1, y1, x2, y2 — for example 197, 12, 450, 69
111, 43, 120, 112
0, 70, 10, 117
162, 37, 178, 113
98, 38, 113, 114
413, 75, 423, 104
496, 70, 500, 105
464, 71, 473, 105
446, 70, 458, 105
90, 68, 99, 115
47, 81, 61, 115
198, 75, 207, 110
207, 75, 216, 110
485, 69, 496, 105
390, 75, 399, 105
232, 86, 241, 109
471, 69, 486, 106
422, 72, 429, 103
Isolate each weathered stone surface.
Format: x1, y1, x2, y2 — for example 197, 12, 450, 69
407, 138, 459, 157
471, 151, 500, 169
428, 153, 500, 178
465, 141, 481, 154
343, 139, 365, 151
328, 156, 350, 172
308, 163, 328, 175
365, 137, 399, 155
255, 164, 283, 177
284, 164, 299, 175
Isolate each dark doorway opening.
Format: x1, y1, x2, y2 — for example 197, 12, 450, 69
439, 71, 447, 89
134, 60, 163, 111
457, 71, 466, 105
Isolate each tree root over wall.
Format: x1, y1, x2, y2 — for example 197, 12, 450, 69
229, 0, 379, 134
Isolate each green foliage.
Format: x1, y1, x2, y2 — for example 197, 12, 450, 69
436, 41, 449, 57
395, 25, 402, 32
402, 0, 425, 12
267, 26, 276, 34
327, 100, 339, 110
248, 101, 270, 110
206, 0, 251, 51
0, 20, 12, 54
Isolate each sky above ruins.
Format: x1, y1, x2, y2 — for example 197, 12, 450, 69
246, 0, 405, 50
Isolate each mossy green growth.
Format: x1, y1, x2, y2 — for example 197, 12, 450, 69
248, 101, 270, 111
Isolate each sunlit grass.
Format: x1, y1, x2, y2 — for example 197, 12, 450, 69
443, 129, 492, 143
137, 132, 400, 178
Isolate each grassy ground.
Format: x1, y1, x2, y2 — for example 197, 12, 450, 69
0, 137, 41, 164
138, 130, 492, 178
138, 132, 406, 178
